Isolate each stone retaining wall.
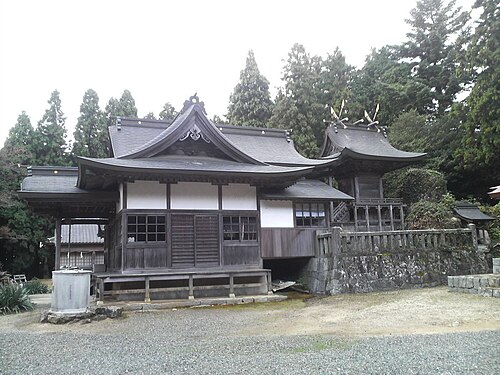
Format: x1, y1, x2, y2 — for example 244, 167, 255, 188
303, 224, 489, 295
447, 258, 500, 298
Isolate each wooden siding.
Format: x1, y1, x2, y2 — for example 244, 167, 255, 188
171, 214, 196, 268
171, 214, 220, 268
261, 228, 317, 258
194, 215, 219, 267
223, 243, 260, 266
125, 245, 167, 269
107, 209, 261, 271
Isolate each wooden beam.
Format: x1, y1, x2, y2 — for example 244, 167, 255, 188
55, 218, 61, 271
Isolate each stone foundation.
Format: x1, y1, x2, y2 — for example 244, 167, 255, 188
303, 225, 489, 295
447, 258, 500, 298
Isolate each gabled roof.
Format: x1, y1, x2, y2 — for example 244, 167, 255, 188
219, 125, 333, 167
453, 202, 494, 222
321, 124, 426, 162
108, 104, 336, 168
114, 96, 264, 165
80, 95, 339, 189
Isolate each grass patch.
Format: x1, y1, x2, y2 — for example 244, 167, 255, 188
291, 336, 356, 353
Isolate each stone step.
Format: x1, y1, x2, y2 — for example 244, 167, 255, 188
448, 274, 500, 288
448, 274, 500, 298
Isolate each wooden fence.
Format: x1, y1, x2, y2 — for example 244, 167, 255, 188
316, 224, 477, 256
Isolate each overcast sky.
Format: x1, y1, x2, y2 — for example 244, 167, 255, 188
0, 0, 475, 148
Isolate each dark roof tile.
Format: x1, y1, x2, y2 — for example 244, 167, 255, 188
261, 179, 353, 201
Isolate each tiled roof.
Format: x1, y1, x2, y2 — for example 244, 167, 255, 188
323, 125, 426, 161
79, 155, 312, 175
453, 203, 494, 222
61, 224, 104, 244
261, 179, 354, 201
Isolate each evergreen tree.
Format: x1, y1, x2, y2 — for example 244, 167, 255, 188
104, 90, 139, 127
269, 44, 324, 157
0, 147, 52, 277
118, 89, 138, 117
3, 111, 35, 165
158, 102, 178, 122
350, 46, 435, 126
318, 48, 354, 118
454, 0, 499, 197
33, 90, 69, 166
227, 50, 274, 127
401, 0, 470, 117
212, 114, 228, 124
72, 89, 108, 159
143, 112, 156, 120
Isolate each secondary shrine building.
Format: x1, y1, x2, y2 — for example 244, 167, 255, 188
19, 95, 425, 300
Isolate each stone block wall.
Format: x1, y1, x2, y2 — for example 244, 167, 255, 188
303, 225, 489, 295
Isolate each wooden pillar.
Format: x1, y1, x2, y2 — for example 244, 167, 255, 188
188, 274, 194, 300
144, 276, 151, 302
354, 205, 358, 231
377, 205, 382, 231
400, 206, 405, 230
365, 206, 370, 231
389, 205, 394, 231
55, 218, 61, 270
266, 271, 273, 295
229, 274, 235, 298
121, 213, 127, 272
98, 279, 104, 304
329, 176, 334, 225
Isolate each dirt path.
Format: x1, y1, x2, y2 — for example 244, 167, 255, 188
237, 286, 500, 337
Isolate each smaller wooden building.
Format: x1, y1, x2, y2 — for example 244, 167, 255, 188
58, 224, 105, 271
320, 122, 426, 231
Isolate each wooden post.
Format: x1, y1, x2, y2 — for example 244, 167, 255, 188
267, 271, 273, 295
365, 206, 370, 231
377, 205, 382, 231
188, 274, 194, 299
400, 206, 405, 230
331, 227, 341, 255
354, 206, 358, 231
144, 276, 151, 302
121, 213, 127, 272
229, 274, 235, 298
98, 279, 104, 304
55, 218, 61, 270
389, 205, 394, 231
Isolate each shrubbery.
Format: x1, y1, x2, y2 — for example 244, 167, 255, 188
481, 203, 500, 244
0, 284, 34, 315
23, 278, 50, 295
384, 168, 447, 205
406, 198, 460, 230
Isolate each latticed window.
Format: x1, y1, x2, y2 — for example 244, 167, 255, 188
295, 202, 326, 227
223, 216, 257, 241
127, 215, 166, 243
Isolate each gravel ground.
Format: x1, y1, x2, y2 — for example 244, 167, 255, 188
1, 288, 499, 374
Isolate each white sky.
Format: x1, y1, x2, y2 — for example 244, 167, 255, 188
0, 0, 475, 148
